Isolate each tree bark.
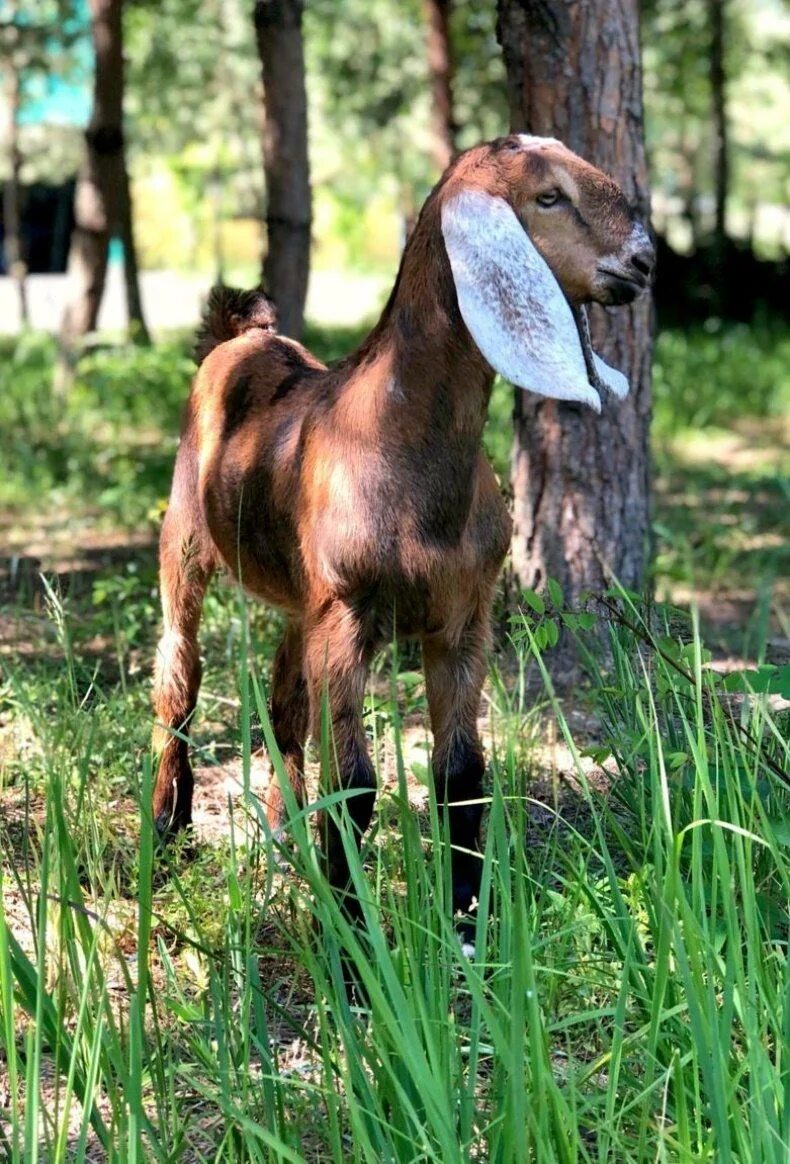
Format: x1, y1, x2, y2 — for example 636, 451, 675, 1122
423, 0, 458, 174
496, 0, 654, 647
253, 0, 311, 341
3, 58, 29, 326
59, 0, 148, 353
119, 162, 151, 343
708, 0, 728, 266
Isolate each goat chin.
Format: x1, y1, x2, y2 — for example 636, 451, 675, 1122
151, 134, 651, 940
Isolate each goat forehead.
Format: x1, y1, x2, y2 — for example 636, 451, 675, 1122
517, 133, 564, 151
514, 138, 624, 201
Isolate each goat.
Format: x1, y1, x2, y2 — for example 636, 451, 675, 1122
151, 135, 653, 934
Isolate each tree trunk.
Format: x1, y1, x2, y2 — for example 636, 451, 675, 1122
1, 6, 29, 327
708, 0, 728, 268
423, 0, 458, 174
3, 57, 29, 323
59, 0, 148, 355
253, 0, 311, 341
3, 60, 29, 326
496, 0, 654, 657
119, 163, 151, 343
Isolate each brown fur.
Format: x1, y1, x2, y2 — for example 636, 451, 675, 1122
151, 136, 652, 922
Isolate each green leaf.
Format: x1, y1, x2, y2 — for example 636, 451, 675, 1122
767, 817, 790, 848
521, 589, 545, 616
581, 746, 612, 765
722, 665, 789, 697
547, 578, 564, 608
410, 762, 430, 786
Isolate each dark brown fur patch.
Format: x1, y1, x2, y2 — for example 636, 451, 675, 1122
193, 285, 278, 366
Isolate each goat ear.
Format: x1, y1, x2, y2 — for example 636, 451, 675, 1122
441, 189, 629, 411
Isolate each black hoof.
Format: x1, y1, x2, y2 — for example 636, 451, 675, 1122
154, 806, 192, 840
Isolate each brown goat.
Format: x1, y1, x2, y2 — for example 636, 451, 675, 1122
152, 135, 653, 932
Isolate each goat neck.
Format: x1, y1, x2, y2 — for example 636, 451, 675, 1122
340, 191, 496, 453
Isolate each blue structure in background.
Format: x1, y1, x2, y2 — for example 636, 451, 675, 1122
21, 77, 89, 129
1, 3, 126, 272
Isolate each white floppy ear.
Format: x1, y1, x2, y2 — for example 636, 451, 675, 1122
441, 188, 630, 411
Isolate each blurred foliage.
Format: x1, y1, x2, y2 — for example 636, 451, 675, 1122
651, 319, 790, 437
306, 0, 506, 205
0, 0, 87, 183
120, 0, 508, 271
121, 0, 788, 270
642, 0, 789, 253
3, 0, 789, 271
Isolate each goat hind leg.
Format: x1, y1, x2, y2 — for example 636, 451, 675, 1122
152, 519, 215, 839
266, 619, 309, 836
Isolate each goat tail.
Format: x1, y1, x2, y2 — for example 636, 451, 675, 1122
193, 284, 278, 366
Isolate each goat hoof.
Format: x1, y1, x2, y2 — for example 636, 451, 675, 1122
455, 916, 478, 961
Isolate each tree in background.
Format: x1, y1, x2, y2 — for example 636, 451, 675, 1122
59, 0, 149, 360
1, 1, 84, 325
253, 0, 311, 340
1, 10, 28, 325
423, 0, 457, 173
708, 0, 729, 271
497, 0, 653, 665
306, 0, 506, 251
125, 0, 262, 276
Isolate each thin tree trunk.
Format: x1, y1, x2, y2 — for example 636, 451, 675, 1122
119, 163, 151, 343
59, 0, 148, 359
253, 0, 311, 340
59, 0, 122, 349
708, 0, 728, 267
497, 0, 654, 670
4, 60, 29, 326
424, 0, 458, 174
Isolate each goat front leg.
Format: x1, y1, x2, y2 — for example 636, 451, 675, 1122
152, 512, 215, 839
423, 606, 491, 934
266, 619, 309, 835
303, 601, 376, 917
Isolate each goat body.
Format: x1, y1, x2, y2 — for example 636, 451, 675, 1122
152, 136, 653, 925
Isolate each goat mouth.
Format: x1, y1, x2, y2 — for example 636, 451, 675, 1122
596, 266, 647, 303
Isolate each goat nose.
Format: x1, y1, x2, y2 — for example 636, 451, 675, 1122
628, 227, 655, 281
630, 248, 653, 278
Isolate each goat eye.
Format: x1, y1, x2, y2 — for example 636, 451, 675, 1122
536, 189, 561, 207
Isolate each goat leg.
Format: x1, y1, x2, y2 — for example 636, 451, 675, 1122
303, 600, 377, 921
152, 503, 215, 840
423, 605, 491, 947
265, 619, 309, 851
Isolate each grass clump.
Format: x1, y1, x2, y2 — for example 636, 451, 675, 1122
1, 585, 788, 1160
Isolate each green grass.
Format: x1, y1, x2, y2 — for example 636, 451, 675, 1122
0, 320, 788, 1158
1, 587, 788, 1159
